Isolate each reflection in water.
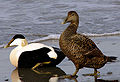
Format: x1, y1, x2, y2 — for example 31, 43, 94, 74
11, 67, 118, 82
11, 67, 79, 82
11, 67, 67, 82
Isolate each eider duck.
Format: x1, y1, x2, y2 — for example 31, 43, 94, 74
4, 34, 65, 68
59, 11, 116, 77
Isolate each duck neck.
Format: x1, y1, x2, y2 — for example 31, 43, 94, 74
63, 21, 79, 36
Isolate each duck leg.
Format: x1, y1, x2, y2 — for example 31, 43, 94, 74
61, 68, 79, 78
94, 69, 100, 76
32, 62, 51, 74
82, 68, 100, 76
72, 68, 79, 76
32, 63, 41, 70
32, 61, 51, 70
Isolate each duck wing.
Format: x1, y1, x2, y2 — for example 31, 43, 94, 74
70, 34, 104, 57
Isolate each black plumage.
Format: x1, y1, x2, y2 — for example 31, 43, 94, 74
18, 47, 52, 68
18, 47, 65, 68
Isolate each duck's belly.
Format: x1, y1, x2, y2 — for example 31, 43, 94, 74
59, 38, 86, 66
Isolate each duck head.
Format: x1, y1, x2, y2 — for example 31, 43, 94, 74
62, 11, 79, 25
4, 34, 28, 48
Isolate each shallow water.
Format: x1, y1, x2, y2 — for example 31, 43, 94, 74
1, 0, 120, 46
0, 36, 120, 82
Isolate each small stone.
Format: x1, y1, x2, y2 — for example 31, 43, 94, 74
107, 72, 112, 75
5, 79, 9, 81
112, 43, 116, 45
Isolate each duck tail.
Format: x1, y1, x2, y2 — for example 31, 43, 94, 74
107, 56, 117, 62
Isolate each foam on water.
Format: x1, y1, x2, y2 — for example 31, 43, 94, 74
1, 31, 120, 48
29, 34, 60, 43
84, 31, 120, 37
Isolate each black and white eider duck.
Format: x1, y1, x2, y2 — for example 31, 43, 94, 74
59, 11, 117, 77
4, 34, 65, 68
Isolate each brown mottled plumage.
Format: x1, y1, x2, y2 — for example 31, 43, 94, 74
59, 11, 116, 77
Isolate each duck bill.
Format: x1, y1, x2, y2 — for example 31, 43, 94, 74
61, 16, 68, 24
4, 38, 14, 48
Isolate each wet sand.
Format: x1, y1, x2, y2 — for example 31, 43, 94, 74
0, 36, 120, 82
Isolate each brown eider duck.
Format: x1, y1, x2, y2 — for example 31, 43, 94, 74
4, 34, 65, 68
59, 11, 116, 77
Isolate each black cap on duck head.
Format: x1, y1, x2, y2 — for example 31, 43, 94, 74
4, 34, 26, 48
13, 34, 25, 39
62, 11, 79, 24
